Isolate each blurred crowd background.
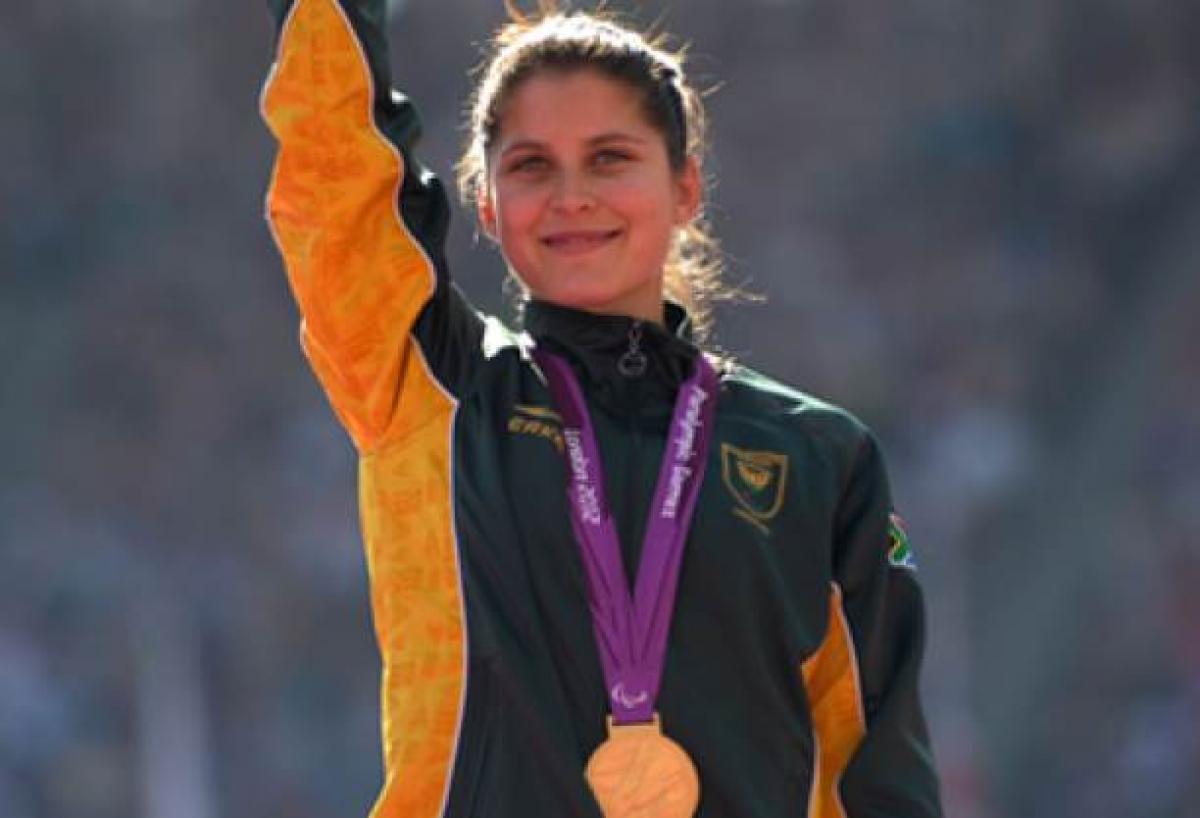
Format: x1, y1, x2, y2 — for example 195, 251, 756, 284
3, 0, 1198, 816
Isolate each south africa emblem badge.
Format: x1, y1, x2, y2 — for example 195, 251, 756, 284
720, 444, 788, 533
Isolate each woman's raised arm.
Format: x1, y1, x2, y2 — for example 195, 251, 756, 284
261, 0, 483, 452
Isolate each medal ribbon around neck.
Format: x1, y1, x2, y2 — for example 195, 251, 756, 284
533, 348, 718, 725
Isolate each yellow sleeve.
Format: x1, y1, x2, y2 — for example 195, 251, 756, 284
261, 0, 479, 451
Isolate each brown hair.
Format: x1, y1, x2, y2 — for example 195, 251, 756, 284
457, 1, 736, 341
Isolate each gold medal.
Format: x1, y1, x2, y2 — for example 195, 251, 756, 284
585, 714, 700, 818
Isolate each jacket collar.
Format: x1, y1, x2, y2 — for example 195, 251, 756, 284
522, 299, 700, 407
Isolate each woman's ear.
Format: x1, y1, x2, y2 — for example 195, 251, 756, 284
673, 156, 702, 226
477, 183, 499, 241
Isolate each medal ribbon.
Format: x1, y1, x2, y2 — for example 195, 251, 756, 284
533, 348, 718, 725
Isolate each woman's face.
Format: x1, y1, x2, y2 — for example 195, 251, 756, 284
480, 69, 700, 323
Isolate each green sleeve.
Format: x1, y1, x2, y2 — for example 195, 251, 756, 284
834, 433, 944, 817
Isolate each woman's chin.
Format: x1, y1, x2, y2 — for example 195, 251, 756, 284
535, 290, 663, 323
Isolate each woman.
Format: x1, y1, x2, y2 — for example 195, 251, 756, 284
261, 1, 943, 816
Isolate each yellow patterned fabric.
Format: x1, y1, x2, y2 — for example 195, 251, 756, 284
801, 583, 868, 818
262, 1, 464, 816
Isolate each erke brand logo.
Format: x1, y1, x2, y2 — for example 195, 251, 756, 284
507, 404, 564, 452
720, 444, 789, 534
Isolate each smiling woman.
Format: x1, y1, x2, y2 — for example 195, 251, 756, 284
457, 3, 725, 337
260, 1, 944, 817
477, 70, 700, 323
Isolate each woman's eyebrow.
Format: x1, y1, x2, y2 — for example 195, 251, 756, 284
588, 132, 648, 146
498, 139, 546, 158
499, 132, 649, 157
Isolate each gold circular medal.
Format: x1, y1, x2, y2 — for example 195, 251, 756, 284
585, 714, 699, 818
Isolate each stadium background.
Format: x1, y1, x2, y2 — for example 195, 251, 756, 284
2, 0, 1198, 816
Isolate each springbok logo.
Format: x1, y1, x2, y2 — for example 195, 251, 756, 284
721, 444, 788, 534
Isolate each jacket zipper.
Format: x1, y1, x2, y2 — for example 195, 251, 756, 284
617, 321, 647, 377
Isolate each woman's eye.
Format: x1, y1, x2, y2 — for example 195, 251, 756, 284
593, 149, 632, 167
507, 155, 548, 174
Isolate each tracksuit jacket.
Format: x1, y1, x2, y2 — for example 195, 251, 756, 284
261, 1, 944, 816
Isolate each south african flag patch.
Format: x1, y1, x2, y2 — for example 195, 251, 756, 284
887, 513, 917, 570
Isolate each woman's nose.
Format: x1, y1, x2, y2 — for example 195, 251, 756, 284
550, 169, 596, 213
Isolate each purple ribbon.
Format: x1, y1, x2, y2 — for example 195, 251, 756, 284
533, 348, 719, 724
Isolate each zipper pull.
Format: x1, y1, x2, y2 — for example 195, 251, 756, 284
617, 321, 648, 378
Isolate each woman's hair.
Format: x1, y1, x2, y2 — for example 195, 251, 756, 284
457, 0, 735, 341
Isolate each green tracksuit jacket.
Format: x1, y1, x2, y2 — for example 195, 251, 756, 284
261, 1, 944, 816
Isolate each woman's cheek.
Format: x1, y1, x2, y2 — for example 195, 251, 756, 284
496, 185, 544, 236
493, 190, 544, 285
607, 173, 670, 219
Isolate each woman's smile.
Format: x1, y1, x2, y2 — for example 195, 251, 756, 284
540, 227, 624, 254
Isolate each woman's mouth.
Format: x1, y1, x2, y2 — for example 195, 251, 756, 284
541, 229, 622, 254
